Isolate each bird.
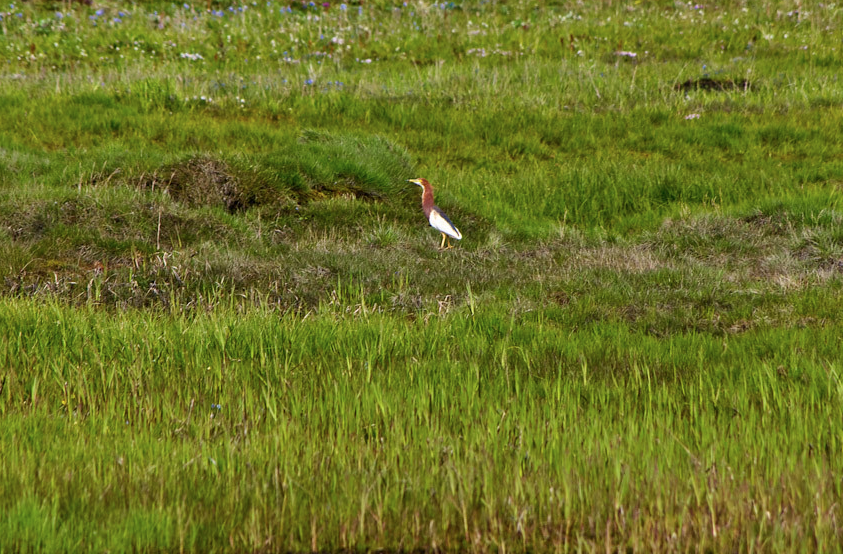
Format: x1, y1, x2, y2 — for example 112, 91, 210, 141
408, 178, 462, 249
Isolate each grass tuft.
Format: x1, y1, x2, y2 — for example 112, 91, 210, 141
141, 155, 248, 212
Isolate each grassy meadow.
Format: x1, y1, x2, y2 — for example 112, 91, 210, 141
1, 0, 843, 551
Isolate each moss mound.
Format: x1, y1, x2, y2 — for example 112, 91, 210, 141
138, 130, 415, 212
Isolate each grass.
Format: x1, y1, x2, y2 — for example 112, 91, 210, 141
1, 299, 842, 552
1, 0, 843, 551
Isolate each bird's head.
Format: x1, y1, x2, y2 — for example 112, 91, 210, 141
407, 178, 430, 189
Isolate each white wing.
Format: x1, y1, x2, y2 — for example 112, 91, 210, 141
429, 207, 462, 240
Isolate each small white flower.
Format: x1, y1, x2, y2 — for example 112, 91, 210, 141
685, 113, 701, 120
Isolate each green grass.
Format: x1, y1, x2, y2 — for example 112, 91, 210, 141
1, 0, 843, 551
1, 299, 842, 552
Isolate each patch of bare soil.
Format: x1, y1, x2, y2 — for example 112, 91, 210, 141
674, 78, 751, 92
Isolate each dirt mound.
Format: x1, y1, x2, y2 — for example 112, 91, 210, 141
674, 78, 750, 92
142, 156, 249, 213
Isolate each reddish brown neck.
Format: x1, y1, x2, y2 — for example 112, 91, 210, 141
420, 183, 434, 217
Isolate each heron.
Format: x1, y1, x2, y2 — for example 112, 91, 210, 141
408, 178, 462, 249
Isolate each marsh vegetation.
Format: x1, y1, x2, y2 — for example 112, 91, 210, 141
1, 0, 842, 551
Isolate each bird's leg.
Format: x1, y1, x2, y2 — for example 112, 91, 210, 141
440, 233, 447, 249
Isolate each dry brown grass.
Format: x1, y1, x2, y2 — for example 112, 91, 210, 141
139, 156, 250, 212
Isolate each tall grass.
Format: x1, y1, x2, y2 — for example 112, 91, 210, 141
0, 297, 841, 551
